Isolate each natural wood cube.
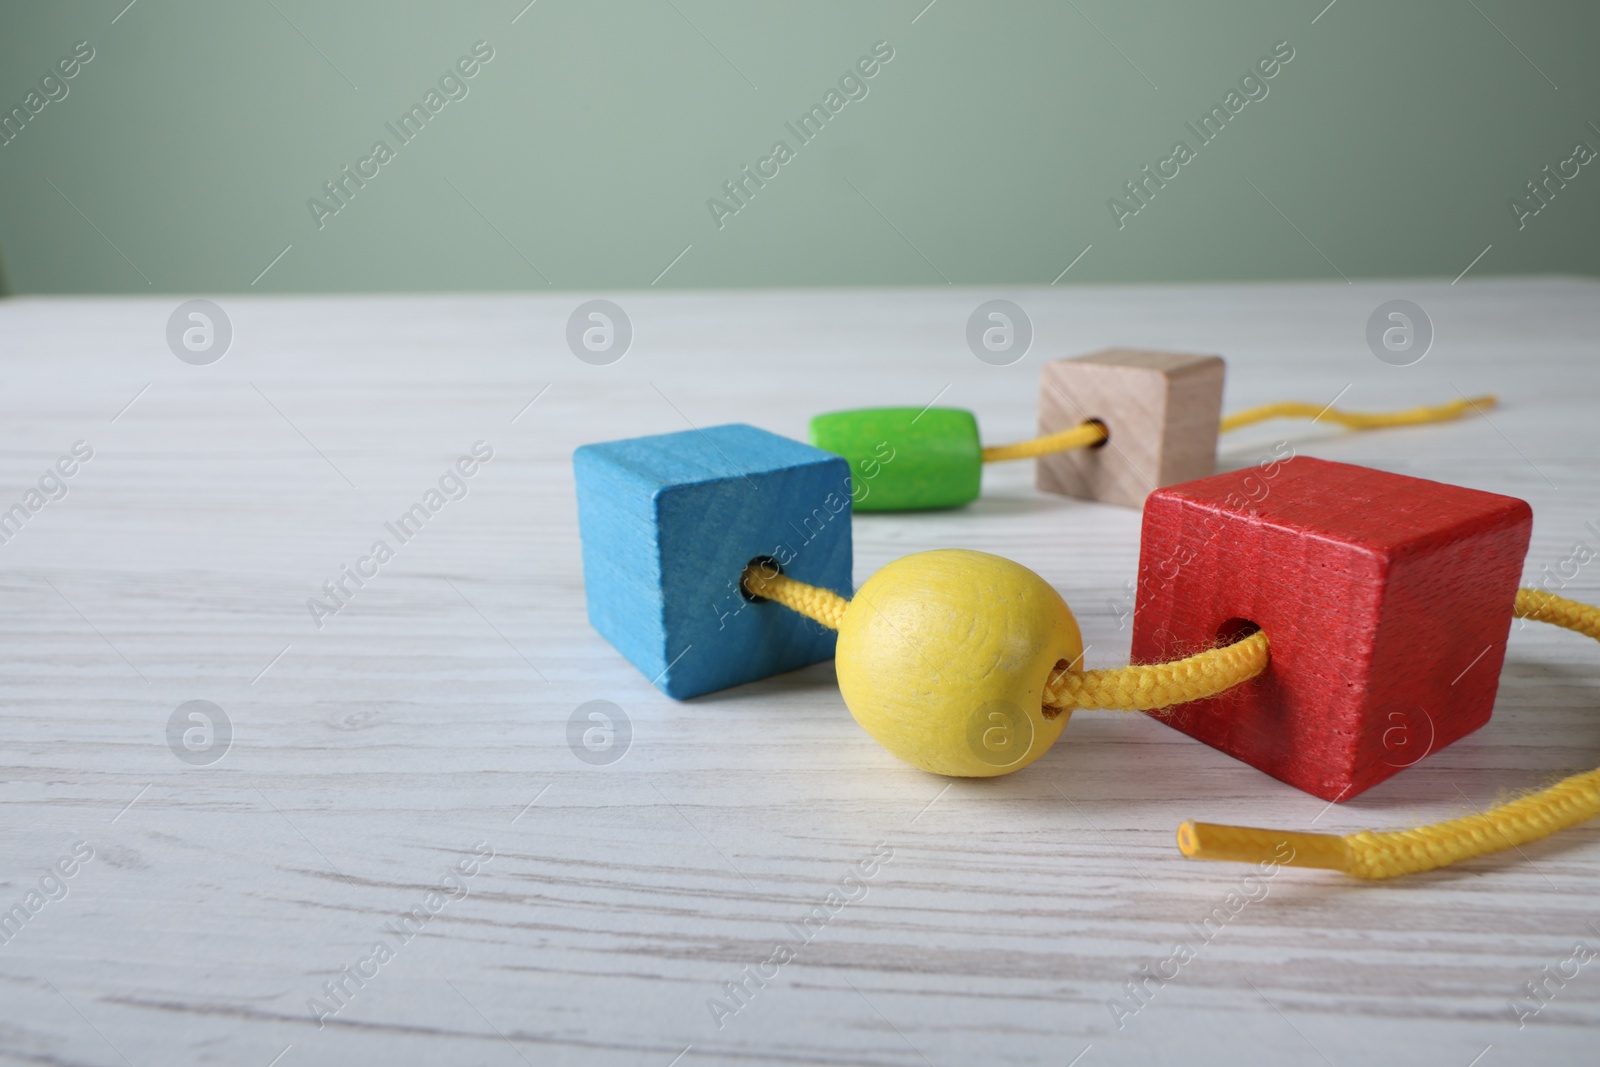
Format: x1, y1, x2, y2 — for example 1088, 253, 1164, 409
1035, 348, 1225, 508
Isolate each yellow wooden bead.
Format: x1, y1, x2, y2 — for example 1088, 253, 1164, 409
836, 549, 1084, 777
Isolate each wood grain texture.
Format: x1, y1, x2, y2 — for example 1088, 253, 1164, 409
0, 280, 1597, 1067
1035, 349, 1225, 508
1132, 456, 1534, 801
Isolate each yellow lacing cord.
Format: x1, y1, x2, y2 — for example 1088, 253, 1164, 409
1220, 394, 1496, 433
981, 421, 1107, 462
982, 394, 1498, 462
740, 562, 1271, 715
742, 564, 852, 630
1180, 588, 1600, 880
1042, 629, 1269, 712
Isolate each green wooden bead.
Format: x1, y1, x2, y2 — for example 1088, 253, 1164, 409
808, 407, 982, 511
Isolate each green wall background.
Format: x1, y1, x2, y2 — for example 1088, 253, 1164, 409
0, 0, 1595, 294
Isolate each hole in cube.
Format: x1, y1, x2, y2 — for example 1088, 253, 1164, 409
1216, 617, 1261, 647
740, 556, 782, 603
1085, 417, 1110, 449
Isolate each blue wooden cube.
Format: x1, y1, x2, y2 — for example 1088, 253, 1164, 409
574, 423, 853, 699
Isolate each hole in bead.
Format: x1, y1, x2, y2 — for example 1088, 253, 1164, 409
1216, 617, 1261, 646
740, 556, 782, 603
1040, 656, 1078, 720
1085, 418, 1110, 449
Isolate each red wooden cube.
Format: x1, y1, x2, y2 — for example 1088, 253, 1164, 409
1131, 455, 1532, 801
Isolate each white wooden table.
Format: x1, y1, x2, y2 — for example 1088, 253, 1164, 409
1, 278, 1597, 1067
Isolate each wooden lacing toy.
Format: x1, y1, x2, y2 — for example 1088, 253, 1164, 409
808, 347, 1496, 510
573, 423, 1599, 881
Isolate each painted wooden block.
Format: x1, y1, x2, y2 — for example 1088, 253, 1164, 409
574, 423, 853, 699
1036, 348, 1225, 508
809, 407, 979, 511
1131, 455, 1532, 801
